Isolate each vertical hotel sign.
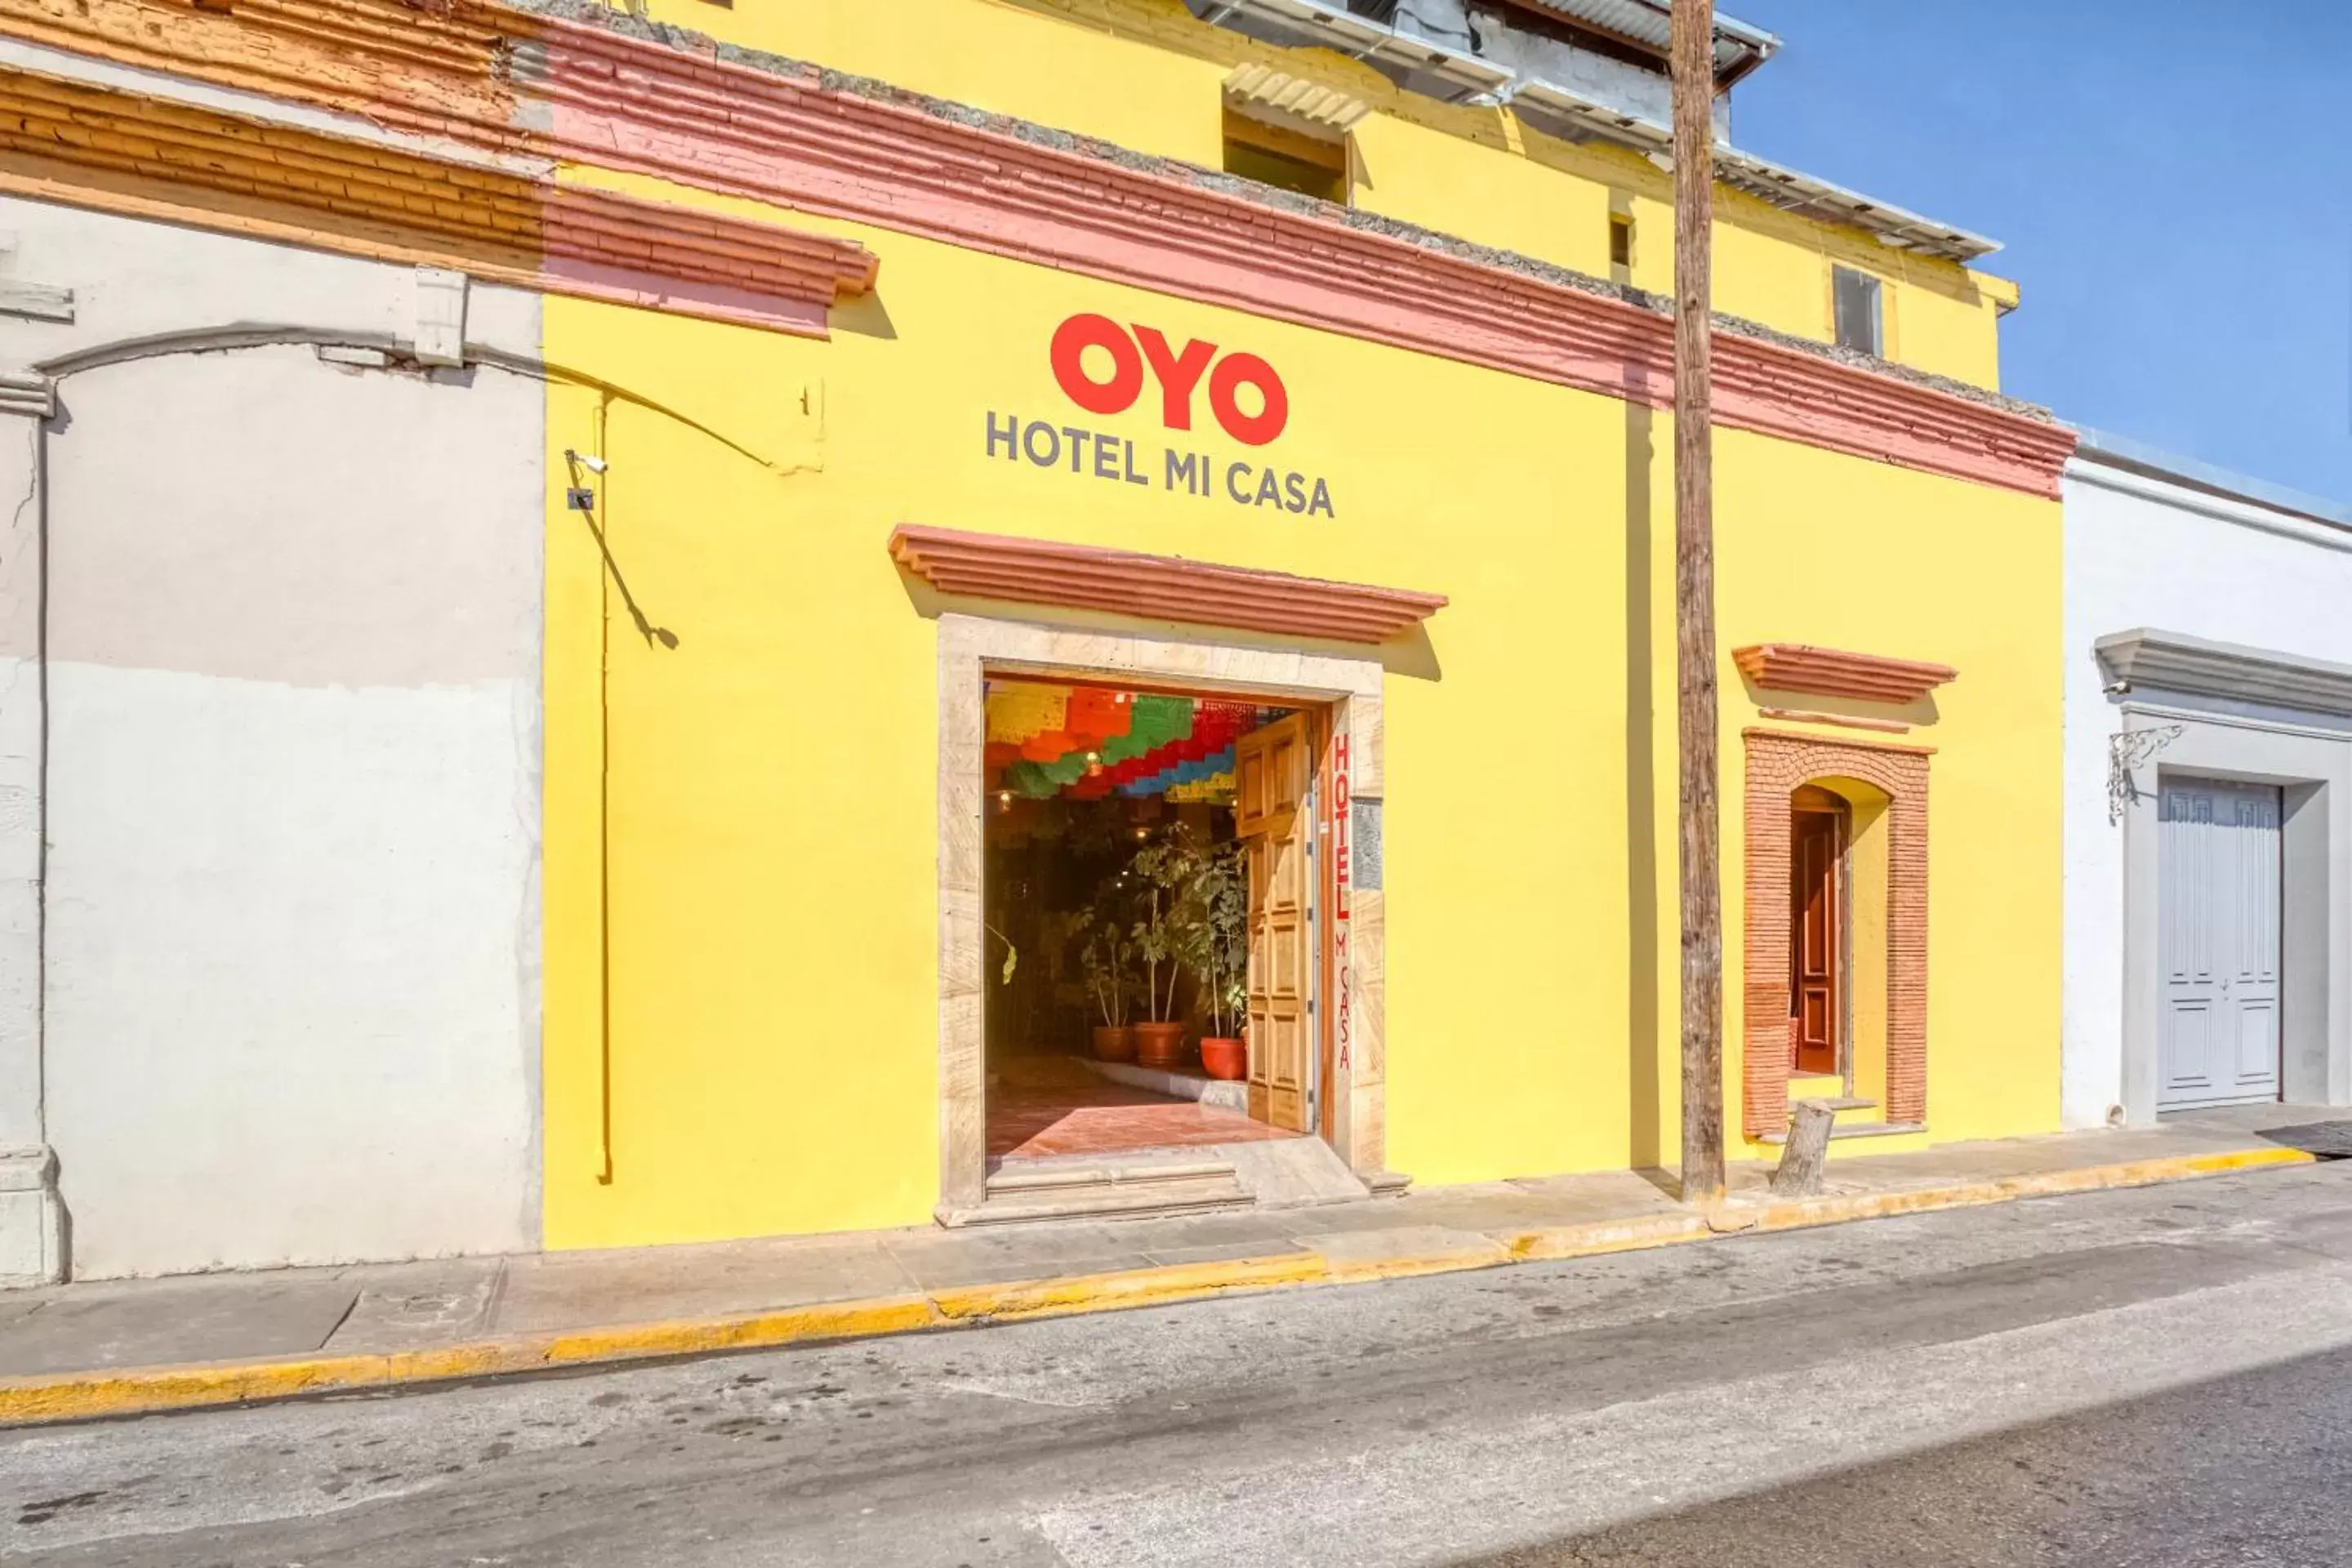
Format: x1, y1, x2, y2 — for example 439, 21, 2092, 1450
1332, 728, 1352, 1073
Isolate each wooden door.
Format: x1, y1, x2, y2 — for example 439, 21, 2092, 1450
1789, 794, 1844, 1076
2158, 778, 2282, 1109
1238, 711, 1312, 1133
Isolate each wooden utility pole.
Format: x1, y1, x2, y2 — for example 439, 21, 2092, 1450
1672, 0, 1725, 1204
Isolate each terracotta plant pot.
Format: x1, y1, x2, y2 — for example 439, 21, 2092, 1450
1133, 1021, 1187, 1070
1198, 1036, 1246, 1081
1091, 1025, 1135, 1063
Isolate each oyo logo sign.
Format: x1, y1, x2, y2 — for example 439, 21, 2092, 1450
1049, 314, 1289, 447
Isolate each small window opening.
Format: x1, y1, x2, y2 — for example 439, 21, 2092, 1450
1222, 109, 1349, 206
1608, 213, 1633, 270
1832, 265, 1884, 356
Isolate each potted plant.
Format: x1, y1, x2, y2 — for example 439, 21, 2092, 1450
1178, 840, 1250, 1080
1129, 831, 1195, 1070
1077, 906, 1136, 1062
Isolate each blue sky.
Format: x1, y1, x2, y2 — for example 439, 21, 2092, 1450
1729, 0, 2352, 502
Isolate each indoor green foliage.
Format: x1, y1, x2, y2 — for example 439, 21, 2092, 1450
1129, 839, 1186, 1027
1180, 838, 1248, 1040
1076, 871, 1142, 1028
1077, 915, 1134, 1027
1129, 825, 1247, 1035
982, 923, 1018, 985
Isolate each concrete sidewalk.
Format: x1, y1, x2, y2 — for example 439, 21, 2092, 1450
1, 1113, 2339, 1427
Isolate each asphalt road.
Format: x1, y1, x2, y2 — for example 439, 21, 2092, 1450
1472, 1344, 2352, 1567
9, 1162, 2352, 1566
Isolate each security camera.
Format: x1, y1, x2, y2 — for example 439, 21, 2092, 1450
565, 450, 608, 474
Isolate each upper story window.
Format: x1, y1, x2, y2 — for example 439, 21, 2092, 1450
1222, 108, 1350, 206
1608, 212, 1634, 271
1832, 265, 1884, 356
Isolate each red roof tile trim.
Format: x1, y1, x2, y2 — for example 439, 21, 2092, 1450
889, 525, 1446, 645
1733, 644, 1959, 706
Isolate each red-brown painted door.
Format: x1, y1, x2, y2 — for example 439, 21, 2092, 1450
1790, 804, 1843, 1076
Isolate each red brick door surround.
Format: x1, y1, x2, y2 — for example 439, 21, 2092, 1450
1742, 731, 1930, 1140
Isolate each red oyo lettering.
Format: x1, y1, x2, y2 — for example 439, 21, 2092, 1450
1207, 352, 1288, 448
1048, 314, 1290, 444
1049, 313, 1145, 416
1134, 327, 1217, 430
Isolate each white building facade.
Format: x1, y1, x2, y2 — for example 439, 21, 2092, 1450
2063, 432, 2352, 1129
0, 198, 547, 1282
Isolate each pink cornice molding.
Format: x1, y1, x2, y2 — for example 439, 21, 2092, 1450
0, 61, 878, 339
526, 21, 2075, 497
889, 525, 1447, 644
7, 0, 2077, 497
538, 183, 879, 332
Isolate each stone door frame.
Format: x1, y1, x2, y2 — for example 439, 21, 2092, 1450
933, 612, 1388, 1209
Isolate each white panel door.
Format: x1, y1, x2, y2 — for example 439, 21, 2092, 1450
2158, 777, 2282, 1110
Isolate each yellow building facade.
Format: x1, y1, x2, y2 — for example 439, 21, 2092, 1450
528, 0, 2073, 1249
1, 0, 2079, 1256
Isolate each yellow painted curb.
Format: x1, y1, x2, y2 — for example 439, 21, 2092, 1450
0, 1143, 2317, 1428
531, 1296, 945, 1365
929, 1253, 1328, 1324
1502, 1212, 1711, 1263
1731, 1143, 2317, 1238
0, 1294, 952, 1428
1314, 1248, 1511, 1285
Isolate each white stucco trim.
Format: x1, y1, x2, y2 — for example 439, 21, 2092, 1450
2099, 629, 2352, 718
0, 372, 52, 421
0, 376, 60, 1285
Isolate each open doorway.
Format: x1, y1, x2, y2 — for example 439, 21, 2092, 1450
982, 677, 1324, 1171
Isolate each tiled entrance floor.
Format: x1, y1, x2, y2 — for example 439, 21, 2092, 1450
987, 1054, 1294, 1161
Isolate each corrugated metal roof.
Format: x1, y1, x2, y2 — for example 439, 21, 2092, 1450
1715, 146, 1999, 261
1220, 0, 1517, 91
1509, 75, 1999, 261
1206, 0, 1992, 261
1494, 0, 1780, 83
